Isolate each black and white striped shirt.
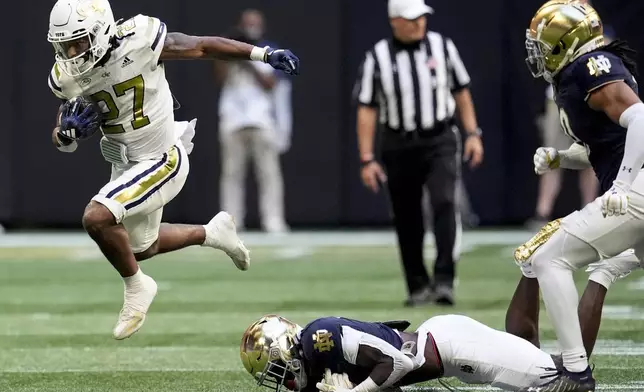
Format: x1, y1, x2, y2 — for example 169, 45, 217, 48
355, 31, 471, 132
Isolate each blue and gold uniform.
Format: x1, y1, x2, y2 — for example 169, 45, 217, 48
523, 1, 644, 391
296, 317, 403, 385
553, 45, 639, 192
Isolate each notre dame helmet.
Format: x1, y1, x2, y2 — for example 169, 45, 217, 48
240, 315, 306, 392
526, 0, 604, 82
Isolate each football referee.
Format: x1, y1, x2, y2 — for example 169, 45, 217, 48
355, 0, 484, 306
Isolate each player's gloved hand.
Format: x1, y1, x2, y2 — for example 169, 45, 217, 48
315, 381, 352, 392
533, 147, 560, 175
265, 47, 300, 75
323, 369, 334, 385
322, 369, 354, 389
55, 128, 75, 146
332, 373, 354, 389
59, 97, 102, 141
601, 180, 629, 217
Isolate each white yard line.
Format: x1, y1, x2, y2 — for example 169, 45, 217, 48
0, 230, 534, 248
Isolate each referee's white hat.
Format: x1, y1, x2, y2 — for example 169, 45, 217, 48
388, 0, 434, 20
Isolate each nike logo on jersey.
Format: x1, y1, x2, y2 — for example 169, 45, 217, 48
122, 56, 134, 68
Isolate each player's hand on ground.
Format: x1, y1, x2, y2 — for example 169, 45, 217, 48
332, 373, 354, 389
533, 147, 560, 175
463, 134, 484, 168
360, 161, 387, 193
316, 381, 352, 392
322, 369, 354, 389
266, 48, 300, 75
323, 369, 334, 385
601, 180, 629, 217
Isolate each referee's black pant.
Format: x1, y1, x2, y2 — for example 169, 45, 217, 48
381, 125, 460, 296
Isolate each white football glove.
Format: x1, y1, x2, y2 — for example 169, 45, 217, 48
323, 369, 334, 385
316, 382, 352, 392
533, 147, 560, 175
600, 181, 629, 217
333, 373, 354, 389
322, 369, 354, 389
318, 370, 354, 392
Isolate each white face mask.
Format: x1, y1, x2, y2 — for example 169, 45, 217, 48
52, 32, 105, 77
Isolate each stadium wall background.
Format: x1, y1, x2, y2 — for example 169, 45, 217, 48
0, 0, 641, 229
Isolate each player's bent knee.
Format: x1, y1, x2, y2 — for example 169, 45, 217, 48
530, 244, 561, 273
82, 202, 116, 236
134, 240, 159, 261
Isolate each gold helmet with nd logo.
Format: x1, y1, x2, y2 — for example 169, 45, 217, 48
526, 0, 604, 83
240, 315, 306, 392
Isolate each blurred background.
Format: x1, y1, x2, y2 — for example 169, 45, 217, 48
1, 0, 642, 231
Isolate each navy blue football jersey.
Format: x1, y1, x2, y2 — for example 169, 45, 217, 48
553, 50, 639, 192
296, 317, 403, 386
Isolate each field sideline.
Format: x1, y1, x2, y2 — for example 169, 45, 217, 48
1, 230, 644, 391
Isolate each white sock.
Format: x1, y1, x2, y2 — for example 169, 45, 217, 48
201, 224, 209, 245
588, 269, 614, 290
535, 256, 588, 372
123, 268, 144, 290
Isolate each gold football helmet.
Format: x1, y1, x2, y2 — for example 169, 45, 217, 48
526, 0, 604, 82
240, 315, 306, 392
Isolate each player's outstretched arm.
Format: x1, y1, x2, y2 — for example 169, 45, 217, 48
161, 33, 254, 60
588, 81, 644, 187
160, 32, 300, 75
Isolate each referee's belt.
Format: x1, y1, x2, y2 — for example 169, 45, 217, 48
387, 121, 452, 139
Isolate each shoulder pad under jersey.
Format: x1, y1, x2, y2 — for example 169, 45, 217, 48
116, 14, 167, 68
300, 318, 344, 372
563, 50, 632, 96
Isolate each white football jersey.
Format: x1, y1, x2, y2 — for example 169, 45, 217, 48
48, 15, 175, 161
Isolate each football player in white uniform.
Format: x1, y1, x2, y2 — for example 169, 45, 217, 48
46, 0, 300, 340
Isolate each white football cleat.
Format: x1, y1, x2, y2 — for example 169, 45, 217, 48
203, 211, 250, 271
113, 273, 158, 340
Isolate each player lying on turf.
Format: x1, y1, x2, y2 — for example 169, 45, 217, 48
47, 0, 299, 340
239, 255, 634, 392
